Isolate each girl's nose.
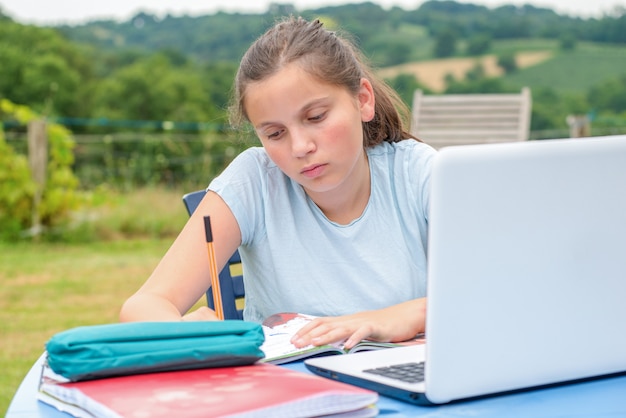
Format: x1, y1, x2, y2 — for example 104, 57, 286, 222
290, 128, 316, 158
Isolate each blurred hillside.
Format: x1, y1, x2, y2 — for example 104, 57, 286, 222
51, 1, 626, 67
1, 1, 624, 132
0, 1, 625, 197
2, 0, 622, 291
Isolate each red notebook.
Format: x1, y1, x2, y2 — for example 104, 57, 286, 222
38, 362, 378, 417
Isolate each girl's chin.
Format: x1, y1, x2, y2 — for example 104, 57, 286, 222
302, 182, 341, 196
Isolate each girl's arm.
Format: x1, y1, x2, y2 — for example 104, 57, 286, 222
119, 191, 241, 322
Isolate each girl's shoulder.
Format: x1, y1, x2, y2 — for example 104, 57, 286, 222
368, 139, 437, 161
235, 146, 271, 163
228, 146, 280, 172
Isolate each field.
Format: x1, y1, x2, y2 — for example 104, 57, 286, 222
502, 42, 626, 93
378, 41, 626, 94
0, 187, 198, 415
379, 50, 553, 92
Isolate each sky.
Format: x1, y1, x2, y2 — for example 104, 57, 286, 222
0, 0, 623, 25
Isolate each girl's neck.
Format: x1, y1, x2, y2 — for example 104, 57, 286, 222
307, 152, 371, 225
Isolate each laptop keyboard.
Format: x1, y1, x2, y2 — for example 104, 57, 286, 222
363, 361, 425, 383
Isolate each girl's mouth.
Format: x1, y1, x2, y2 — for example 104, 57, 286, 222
301, 164, 326, 178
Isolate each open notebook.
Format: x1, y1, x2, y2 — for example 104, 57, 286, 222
305, 135, 626, 405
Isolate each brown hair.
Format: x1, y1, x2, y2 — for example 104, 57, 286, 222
230, 16, 419, 146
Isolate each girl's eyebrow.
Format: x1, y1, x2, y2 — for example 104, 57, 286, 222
301, 96, 330, 112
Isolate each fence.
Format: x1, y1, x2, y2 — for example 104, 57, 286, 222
6, 127, 258, 191
5, 122, 626, 192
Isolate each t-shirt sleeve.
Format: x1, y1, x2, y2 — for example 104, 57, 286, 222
207, 147, 269, 246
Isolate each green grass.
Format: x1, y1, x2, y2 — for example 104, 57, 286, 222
66, 185, 194, 241
382, 38, 625, 97
502, 42, 626, 94
0, 187, 203, 415
491, 38, 560, 54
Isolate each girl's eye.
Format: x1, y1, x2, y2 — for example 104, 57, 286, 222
266, 129, 284, 140
309, 112, 326, 122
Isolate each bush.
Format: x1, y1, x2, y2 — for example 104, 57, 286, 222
0, 99, 80, 241
466, 34, 492, 56
497, 52, 517, 74
0, 126, 35, 240
560, 33, 577, 50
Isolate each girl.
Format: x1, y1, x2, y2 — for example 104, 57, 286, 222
120, 16, 436, 350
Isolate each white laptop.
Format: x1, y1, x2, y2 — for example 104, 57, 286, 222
305, 135, 626, 405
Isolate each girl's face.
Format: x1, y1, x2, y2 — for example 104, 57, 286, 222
244, 63, 375, 201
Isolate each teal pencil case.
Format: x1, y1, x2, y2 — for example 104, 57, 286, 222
45, 321, 265, 381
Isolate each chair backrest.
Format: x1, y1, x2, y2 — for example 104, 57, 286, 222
182, 190, 244, 320
410, 87, 531, 149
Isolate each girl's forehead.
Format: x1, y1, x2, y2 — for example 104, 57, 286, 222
244, 66, 357, 127
245, 64, 343, 105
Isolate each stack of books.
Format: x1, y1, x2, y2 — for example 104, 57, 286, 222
38, 359, 379, 417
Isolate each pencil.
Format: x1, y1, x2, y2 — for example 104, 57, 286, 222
203, 216, 224, 320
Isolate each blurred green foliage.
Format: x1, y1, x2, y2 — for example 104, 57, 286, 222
0, 1, 625, 241
0, 100, 80, 240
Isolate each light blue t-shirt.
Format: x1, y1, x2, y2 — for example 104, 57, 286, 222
208, 140, 436, 323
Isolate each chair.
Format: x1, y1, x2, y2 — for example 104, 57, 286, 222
182, 190, 244, 320
410, 87, 531, 149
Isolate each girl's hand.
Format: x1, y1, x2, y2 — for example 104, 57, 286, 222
290, 298, 426, 349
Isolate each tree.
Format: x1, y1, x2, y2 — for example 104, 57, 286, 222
465, 62, 486, 82
559, 33, 577, 50
433, 29, 457, 58
91, 54, 220, 124
202, 62, 238, 114
588, 75, 626, 114
466, 34, 492, 56
21, 54, 82, 116
0, 21, 93, 117
386, 73, 424, 107
367, 38, 414, 67
497, 52, 517, 74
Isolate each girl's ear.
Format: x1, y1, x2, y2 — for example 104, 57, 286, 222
358, 78, 376, 123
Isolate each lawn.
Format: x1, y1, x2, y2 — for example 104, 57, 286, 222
502, 42, 626, 94
0, 187, 203, 415
379, 39, 625, 95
